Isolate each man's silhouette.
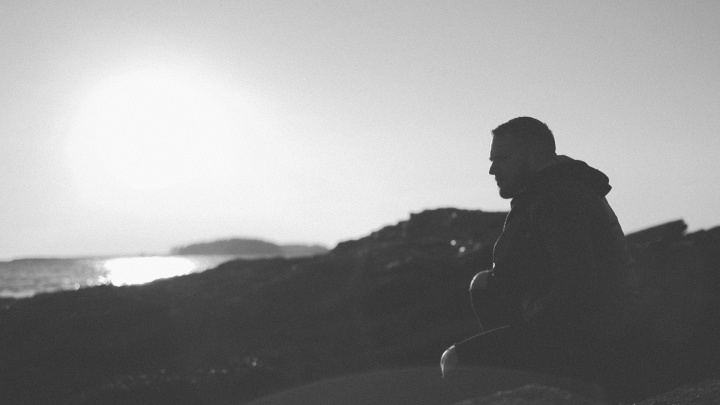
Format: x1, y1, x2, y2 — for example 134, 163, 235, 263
441, 117, 640, 387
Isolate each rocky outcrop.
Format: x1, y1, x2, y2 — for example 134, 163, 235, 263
278, 244, 329, 258
0, 209, 718, 404
449, 379, 720, 405
626, 219, 688, 245
623, 222, 720, 398
636, 379, 720, 405
451, 384, 604, 405
244, 367, 607, 405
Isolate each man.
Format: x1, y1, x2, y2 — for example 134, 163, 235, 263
441, 117, 639, 384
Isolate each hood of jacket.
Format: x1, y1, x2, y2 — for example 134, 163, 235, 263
524, 155, 612, 198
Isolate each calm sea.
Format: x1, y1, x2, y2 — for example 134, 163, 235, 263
0, 255, 247, 298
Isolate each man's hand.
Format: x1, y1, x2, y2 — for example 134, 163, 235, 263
470, 270, 492, 291
440, 345, 458, 377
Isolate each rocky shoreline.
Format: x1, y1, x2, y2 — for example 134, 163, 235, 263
1, 208, 718, 404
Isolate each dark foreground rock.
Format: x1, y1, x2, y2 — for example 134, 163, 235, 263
450, 379, 720, 405
636, 379, 720, 405
0, 208, 718, 404
244, 367, 606, 405
450, 384, 604, 405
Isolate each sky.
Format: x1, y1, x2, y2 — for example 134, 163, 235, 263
1, 1, 719, 259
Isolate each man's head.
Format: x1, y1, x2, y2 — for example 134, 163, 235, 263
489, 117, 557, 199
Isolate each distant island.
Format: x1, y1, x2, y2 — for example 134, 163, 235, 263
170, 238, 329, 258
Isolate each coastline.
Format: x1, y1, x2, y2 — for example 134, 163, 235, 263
1, 208, 718, 404
0, 254, 247, 298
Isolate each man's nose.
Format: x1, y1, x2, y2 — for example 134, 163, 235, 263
489, 162, 497, 175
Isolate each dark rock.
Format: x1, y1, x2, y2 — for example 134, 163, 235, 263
625, 223, 720, 398
626, 220, 688, 245
279, 244, 329, 258
451, 384, 606, 405
0, 209, 718, 404
244, 367, 606, 405
636, 379, 720, 405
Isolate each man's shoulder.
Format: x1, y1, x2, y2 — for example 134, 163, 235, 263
530, 178, 595, 206
525, 180, 605, 227
528, 155, 612, 202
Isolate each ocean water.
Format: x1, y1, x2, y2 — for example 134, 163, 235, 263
0, 255, 245, 298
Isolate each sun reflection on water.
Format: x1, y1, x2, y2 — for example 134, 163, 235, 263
102, 256, 197, 286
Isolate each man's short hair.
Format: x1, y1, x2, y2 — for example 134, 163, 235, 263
492, 117, 556, 155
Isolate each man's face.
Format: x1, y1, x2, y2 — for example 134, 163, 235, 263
489, 134, 533, 199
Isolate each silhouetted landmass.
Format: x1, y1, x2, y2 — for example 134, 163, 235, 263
171, 238, 328, 258
0, 208, 719, 404
625, 219, 688, 245
278, 244, 329, 258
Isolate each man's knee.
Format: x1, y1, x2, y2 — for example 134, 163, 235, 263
470, 270, 492, 292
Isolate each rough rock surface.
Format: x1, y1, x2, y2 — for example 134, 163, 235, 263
0, 209, 718, 404
636, 379, 720, 405
451, 384, 605, 405
244, 367, 606, 405
451, 379, 720, 405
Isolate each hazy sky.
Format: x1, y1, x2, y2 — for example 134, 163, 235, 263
1, 1, 719, 259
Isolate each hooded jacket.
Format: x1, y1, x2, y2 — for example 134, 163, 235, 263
484, 156, 637, 338
451, 156, 640, 378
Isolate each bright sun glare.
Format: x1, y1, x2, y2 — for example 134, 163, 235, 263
66, 65, 241, 192
102, 256, 197, 286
